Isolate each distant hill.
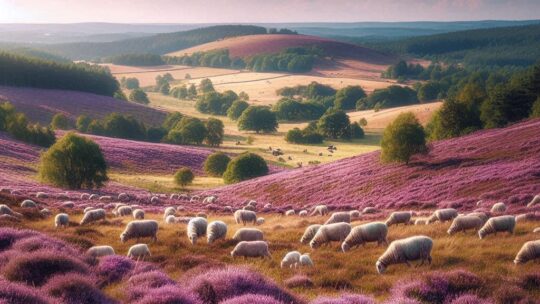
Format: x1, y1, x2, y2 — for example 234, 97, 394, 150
203, 118, 540, 211
37, 25, 268, 60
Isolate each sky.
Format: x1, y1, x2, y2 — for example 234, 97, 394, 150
1, 0, 540, 23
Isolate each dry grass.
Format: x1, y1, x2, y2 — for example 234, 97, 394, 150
109, 172, 223, 192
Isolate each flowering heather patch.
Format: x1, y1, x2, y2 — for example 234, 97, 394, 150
310, 293, 376, 304
42, 273, 116, 304
205, 118, 540, 211
221, 294, 289, 304
95, 255, 135, 286
137, 285, 201, 304
0, 278, 53, 304
448, 294, 492, 304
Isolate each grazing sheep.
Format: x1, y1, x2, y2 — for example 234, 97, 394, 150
299, 253, 314, 267
89, 194, 99, 200
120, 220, 159, 243
527, 195, 540, 208
514, 240, 540, 264
234, 210, 257, 225
281, 251, 301, 268
80, 209, 106, 225
310, 205, 329, 216
207, 221, 228, 244
187, 217, 208, 245
36, 192, 48, 199
534, 227, 540, 233
150, 196, 160, 204
300, 224, 322, 244
285, 210, 295, 216
385, 211, 412, 227
80, 193, 90, 200
341, 222, 388, 252
170, 193, 179, 200
349, 210, 361, 219
83, 207, 95, 213
414, 218, 428, 225
196, 212, 207, 218
263, 203, 272, 210
56, 192, 69, 199
310, 223, 352, 249
467, 212, 489, 223
247, 200, 257, 207
87, 245, 115, 258
118, 193, 128, 201
115, 206, 133, 217
0, 214, 20, 222
233, 228, 264, 242
491, 202, 507, 213
256, 217, 265, 225
132, 209, 145, 220
243, 205, 256, 212
163, 207, 176, 218
99, 195, 112, 201
127, 244, 151, 259
426, 208, 458, 224
165, 215, 178, 224
55, 213, 69, 228
40, 208, 52, 218
20, 199, 37, 208
324, 212, 351, 225
223, 206, 233, 213
60, 201, 75, 209
298, 210, 308, 217
447, 215, 484, 235
203, 196, 217, 204
376, 235, 433, 274
362, 207, 378, 214
478, 215, 515, 239
231, 241, 271, 259
167, 216, 192, 224
0, 204, 21, 217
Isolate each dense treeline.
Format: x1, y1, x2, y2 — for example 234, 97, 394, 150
245, 47, 322, 73
357, 86, 418, 110
0, 47, 70, 63
164, 49, 245, 69
0, 52, 119, 96
0, 102, 55, 147
108, 53, 165, 66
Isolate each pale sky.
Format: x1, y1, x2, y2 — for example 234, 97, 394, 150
1, 0, 540, 23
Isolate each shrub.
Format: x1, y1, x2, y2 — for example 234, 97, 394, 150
238, 106, 278, 133
129, 89, 150, 105
204, 152, 231, 177
227, 100, 250, 120
0, 278, 52, 304
121, 77, 139, 89
43, 273, 114, 304
427, 99, 481, 140
334, 86, 366, 110
285, 127, 324, 144
311, 293, 375, 304
199, 78, 215, 93
357, 86, 418, 110
76, 115, 91, 132
175, 117, 208, 145
138, 285, 201, 304
381, 112, 427, 164
283, 275, 313, 288
102, 113, 146, 140
317, 109, 351, 139
0, 102, 16, 131
50, 113, 72, 130
223, 153, 268, 184
129, 270, 176, 290
221, 294, 286, 304
175, 167, 195, 187
273, 98, 325, 121
147, 127, 167, 143
349, 122, 365, 139
0, 228, 38, 252
96, 255, 135, 286
2, 107, 56, 147
39, 132, 108, 189
205, 118, 224, 147
159, 82, 170, 95
196, 91, 237, 115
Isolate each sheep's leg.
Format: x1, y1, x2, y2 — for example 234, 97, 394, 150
427, 256, 432, 265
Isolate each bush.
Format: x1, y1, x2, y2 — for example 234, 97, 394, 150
273, 98, 325, 121
137, 285, 201, 304
349, 122, 365, 139
205, 118, 224, 147
43, 273, 114, 304
102, 113, 146, 140
285, 127, 324, 144
317, 109, 351, 139
223, 153, 268, 184
175, 167, 195, 187
50, 113, 72, 130
381, 112, 427, 164
196, 91, 237, 115
1, 105, 56, 147
199, 78, 215, 93
39, 132, 108, 189
334, 86, 366, 110
159, 82, 170, 95
227, 100, 249, 120
76, 115, 91, 132
121, 77, 140, 89
427, 99, 480, 140
169, 117, 208, 145
238, 106, 278, 133
0, 102, 15, 131
96, 255, 135, 286
129, 89, 150, 105
284, 275, 314, 289
147, 127, 167, 143
162, 112, 183, 130
203, 152, 231, 177
356, 86, 418, 110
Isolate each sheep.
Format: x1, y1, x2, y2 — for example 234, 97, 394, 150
0, 204, 21, 217
324, 212, 351, 225
298, 210, 308, 217
99, 195, 112, 201
132, 209, 145, 220
40, 208, 52, 218
150, 196, 160, 204
247, 200, 257, 207
223, 206, 233, 213
281, 251, 301, 268
299, 253, 314, 267
310, 205, 329, 216
55, 213, 69, 228
478, 215, 515, 239
207, 221, 228, 244
490, 202, 507, 213
285, 210, 295, 216
165, 215, 178, 224
516, 213, 535, 222
89, 194, 99, 200
120, 220, 159, 243
187, 217, 208, 245
447, 215, 484, 235
87, 245, 115, 258
203, 196, 217, 204
341, 222, 388, 252
300, 224, 322, 244
127, 244, 151, 260
426, 208, 458, 224
385, 211, 412, 227
467, 212, 489, 223
234, 210, 257, 225
196, 212, 207, 219
170, 193, 179, 200
233, 228, 264, 242
414, 218, 428, 225
36, 192, 48, 199
166, 216, 192, 224
83, 207, 95, 213
163, 207, 176, 218
80, 208, 106, 225
534, 227, 540, 233
231, 241, 271, 259
527, 195, 540, 208
56, 192, 69, 199
118, 193, 129, 201
115, 206, 133, 217
20, 199, 37, 208
80, 193, 90, 200
0, 214, 20, 222
60, 201, 75, 209
263, 203, 272, 210
310, 223, 352, 249
376, 235, 433, 274
256, 217, 265, 225
243, 205, 256, 212
349, 210, 361, 219
514, 240, 540, 264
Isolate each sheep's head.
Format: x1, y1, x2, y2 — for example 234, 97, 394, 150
341, 242, 350, 252
478, 230, 485, 240
230, 250, 237, 258
376, 261, 386, 274
189, 234, 197, 245
309, 240, 320, 249
120, 233, 127, 243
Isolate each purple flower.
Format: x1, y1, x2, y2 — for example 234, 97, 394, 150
0, 277, 52, 304
42, 273, 116, 304
310, 293, 375, 304
96, 255, 134, 285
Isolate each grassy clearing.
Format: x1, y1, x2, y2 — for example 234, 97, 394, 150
109, 172, 224, 193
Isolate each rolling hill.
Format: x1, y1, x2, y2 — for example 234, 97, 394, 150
202, 118, 540, 212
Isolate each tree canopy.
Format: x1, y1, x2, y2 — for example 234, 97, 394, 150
381, 112, 427, 164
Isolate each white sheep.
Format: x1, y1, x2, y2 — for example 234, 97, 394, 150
60, 201, 75, 209
349, 210, 361, 219
490, 202, 507, 213
80, 208, 106, 225
127, 243, 151, 260
20, 199, 37, 208
527, 195, 540, 208
376, 235, 433, 274
207, 221, 228, 244
247, 200, 257, 207
341, 222, 388, 252
514, 240, 540, 264
298, 210, 308, 217
0, 214, 20, 222
170, 193, 179, 200
36, 192, 48, 199
55, 213, 69, 228
310, 222, 352, 249
115, 206, 132, 217
87, 245, 115, 258
414, 218, 428, 225
234, 210, 257, 225
203, 196, 217, 204
187, 217, 208, 245
263, 203, 272, 210
478, 215, 515, 239
56, 192, 69, 199
299, 253, 314, 267
120, 220, 159, 243
150, 196, 160, 204
40, 208, 52, 218
243, 205, 256, 212
83, 206, 95, 213
300, 224, 322, 244
324, 212, 351, 225
233, 228, 264, 242
310, 205, 329, 216
362, 207, 378, 214
447, 215, 484, 235
385, 211, 412, 227
118, 193, 129, 201
281, 251, 301, 268
99, 195, 112, 201
534, 227, 540, 233
132, 209, 145, 220
0, 204, 21, 217
515, 213, 534, 222
163, 207, 176, 219
256, 217, 265, 225
80, 193, 90, 200
467, 212, 489, 224
285, 210, 295, 216
89, 194, 99, 200
426, 208, 458, 224
231, 241, 271, 259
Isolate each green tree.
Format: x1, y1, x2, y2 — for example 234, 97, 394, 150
317, 109, 350, 139
204, 152, 231, 177
227, 100, 249, 120
50, 113, 72, 130
205, 118, 224, 147
174, 167, 194, 187
239, 91, 249, 101
334, 86, 366, 110
381, 112, 427, 164
188, 84, 197, 98
237, 106, 278, 133
39, 132, 108, 189
531, 97, 540, 118
159, 82, 170, 95
76, 115, 91, 133
102, 113, 146, 140
123, 77, 139, 89
129, 89, 150, 105
0, 102, 15, 131
87, 120, 105, 135
171, 117, 207, 145
146, 127, 167, 143
349, 122, 365, 139
162, 112, 183, 130
199, 78, 215, 94
427, 99, 480, 140
359, 117, 368, 127
223, 153, 268, 184
417, 82, 441, 101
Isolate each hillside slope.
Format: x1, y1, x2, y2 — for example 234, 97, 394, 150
204, 118, 540, 211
